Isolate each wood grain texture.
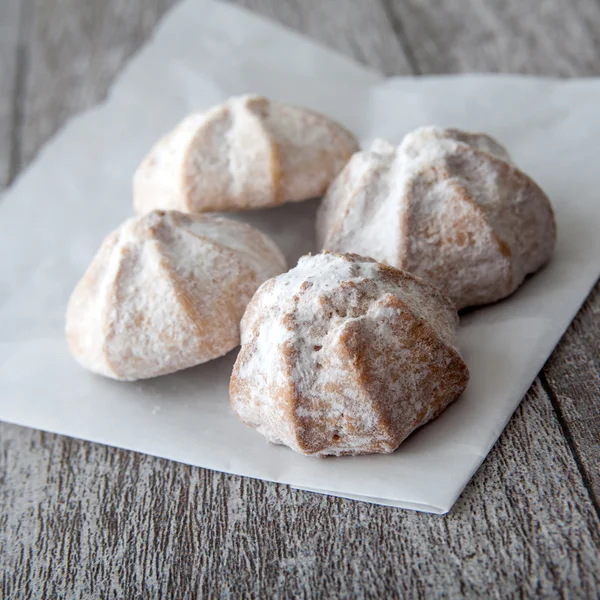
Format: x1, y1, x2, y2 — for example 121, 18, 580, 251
542, 284, 600, 509
386, 0, 600, 76
2, 384, 599, 598
1, 0, 600, 597
15, 0, 179, 172
0, 0, 27, 188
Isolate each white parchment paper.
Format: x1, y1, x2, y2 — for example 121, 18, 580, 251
1, 0, 599, 514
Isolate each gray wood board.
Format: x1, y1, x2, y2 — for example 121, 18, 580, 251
1, 0, 599, 596
386, 0, 600, 76
0, 0, 27, 188
542, 284, 600, 508
2, 384, 599, 598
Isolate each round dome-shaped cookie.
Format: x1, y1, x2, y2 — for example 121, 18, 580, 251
230, 252, 469, 457
66, 210, 286, 381
134, 94, 359, 215
317, 127, 557, 310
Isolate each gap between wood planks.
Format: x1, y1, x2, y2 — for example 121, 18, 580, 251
541, 371, 600, 520
379, 0, 422, 75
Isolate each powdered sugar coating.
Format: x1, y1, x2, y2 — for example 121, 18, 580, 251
66, 210, 287, 381
230, 252, 469, 457
317, 126, 557, 309
134, 95, 359, 215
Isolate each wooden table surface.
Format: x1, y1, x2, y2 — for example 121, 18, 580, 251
1, 0, 599, 597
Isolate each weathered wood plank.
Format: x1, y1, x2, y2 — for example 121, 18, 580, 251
0, 0, 27, 189
385, 0, 600, 76
542, 283, 600, 508
1, 383, 598, 598
16, 0, 179, 171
